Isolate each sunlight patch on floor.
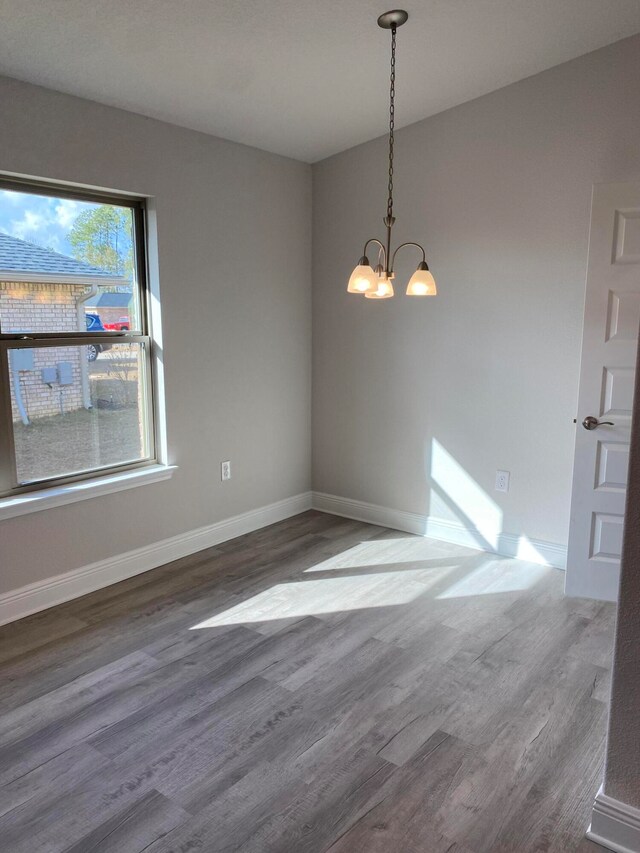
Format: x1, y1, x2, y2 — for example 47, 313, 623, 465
303, 537, 475, 573
436, 557, 551, 598
190, 569, 439, 628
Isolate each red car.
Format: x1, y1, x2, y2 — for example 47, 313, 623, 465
104, 316, 130, 331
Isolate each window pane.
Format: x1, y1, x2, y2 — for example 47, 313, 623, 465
8, 342, 151, 484
0, 188, 141, 334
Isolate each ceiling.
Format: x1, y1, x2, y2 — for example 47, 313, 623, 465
0, 0, 639, 163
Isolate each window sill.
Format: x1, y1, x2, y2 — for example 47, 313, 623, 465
0, 464, 177, 521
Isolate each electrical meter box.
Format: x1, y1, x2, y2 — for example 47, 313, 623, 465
41, 366, 57, 384
57, 362, 74, 386
10, 348, 35, 371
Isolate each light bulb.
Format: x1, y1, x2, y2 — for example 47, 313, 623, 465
406, 263, 437, 296
365, 275, 394, 299
347, 257, 377, 294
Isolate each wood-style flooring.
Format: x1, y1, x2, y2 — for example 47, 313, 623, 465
0, 511, 615, 852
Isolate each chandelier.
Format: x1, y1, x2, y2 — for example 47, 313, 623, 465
348, 10, 436, 299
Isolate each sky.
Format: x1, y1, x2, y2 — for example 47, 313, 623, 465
0, 188, 95, 256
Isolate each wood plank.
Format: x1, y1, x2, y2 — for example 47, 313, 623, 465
0, 511, 616, 853
0, 742, 111, 819
62, 789, 190, 853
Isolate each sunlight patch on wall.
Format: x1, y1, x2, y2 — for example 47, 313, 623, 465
511, 534, 552, 566
430, 439, 503, 549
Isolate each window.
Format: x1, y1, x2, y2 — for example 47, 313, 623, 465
0, 177, 157, 497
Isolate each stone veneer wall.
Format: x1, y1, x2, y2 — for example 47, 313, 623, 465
1, 281, 87, 421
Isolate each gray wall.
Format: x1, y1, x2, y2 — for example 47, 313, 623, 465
0, 76, 311, 595
3, 34, 640, 598
312, 35, 640, 551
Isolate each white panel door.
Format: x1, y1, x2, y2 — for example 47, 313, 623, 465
566, 181, 640, 601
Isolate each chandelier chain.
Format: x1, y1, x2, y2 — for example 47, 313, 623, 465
387, 23, 396, 222
349, 11, 435, 299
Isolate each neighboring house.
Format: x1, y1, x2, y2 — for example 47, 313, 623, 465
0, 233, 127, 422
85, 291, 133, 327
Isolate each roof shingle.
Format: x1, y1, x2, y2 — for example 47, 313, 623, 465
85, 292, 133, 308
0, 232, 122, 279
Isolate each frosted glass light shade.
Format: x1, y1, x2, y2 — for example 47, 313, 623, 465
365, 276, 394, 299
348, 263, 377, 294
406, 266, 437, 296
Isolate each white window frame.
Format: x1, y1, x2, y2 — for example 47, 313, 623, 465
0, 176, 167, 506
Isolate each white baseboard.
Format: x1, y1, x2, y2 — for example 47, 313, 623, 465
313, 492, 428, 536
0, 492, 312, 626
311, 492, 567, 569
588, 787, 640, 853
0, 489, 567, 626
425, 515, 567, 569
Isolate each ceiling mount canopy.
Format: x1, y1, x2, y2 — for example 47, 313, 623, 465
377, 9, 409, 28
347, 9, 437, 300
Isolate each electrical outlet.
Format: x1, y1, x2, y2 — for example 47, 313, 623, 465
221, 460, 231, 481
495, 470, 510, 493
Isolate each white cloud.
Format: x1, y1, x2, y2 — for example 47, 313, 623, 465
0, 191, 96, 255
55, 199, 80, 228
44, 234, 62, 252
11, 210, 46, 238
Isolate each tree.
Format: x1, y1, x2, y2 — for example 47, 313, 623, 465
69, 205, 133, 279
